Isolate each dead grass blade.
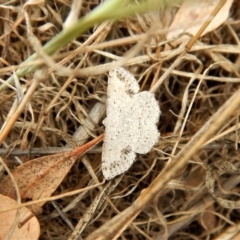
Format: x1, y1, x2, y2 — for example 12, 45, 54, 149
1, 0, 240, 238
206, 161, 240, 208
69, 175, 123, 240
86, 79, 240, 239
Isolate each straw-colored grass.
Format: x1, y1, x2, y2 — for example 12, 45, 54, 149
1, 0, 240, 239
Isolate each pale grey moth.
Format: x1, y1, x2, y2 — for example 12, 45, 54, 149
102, 67, 160, 180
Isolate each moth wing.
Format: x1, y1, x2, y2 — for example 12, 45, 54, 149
102, 68, 140, 179
108, 67, 140, 96
102, 141, 136, 180
103, 67, 138, 126
102, 98, 136, 180
126, 91, 160, 154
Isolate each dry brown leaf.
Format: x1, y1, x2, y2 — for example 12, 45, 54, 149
199, 205, 216, 232
185, 166, 216, 231
167, 0, 233, 41
0, 194, 40, 240
0, 134, 103, 212
185, 167, 203, 187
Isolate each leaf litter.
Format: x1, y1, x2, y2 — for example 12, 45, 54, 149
0, 0, 240, 239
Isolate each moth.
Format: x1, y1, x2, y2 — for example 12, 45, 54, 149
102, 67, 160, 180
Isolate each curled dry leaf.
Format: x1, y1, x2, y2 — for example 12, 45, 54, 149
167, 0, 233, 41
0, 134, 103, 213
0, 194, 40, 240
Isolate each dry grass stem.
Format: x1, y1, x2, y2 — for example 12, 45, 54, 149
0, 1, 240, 239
